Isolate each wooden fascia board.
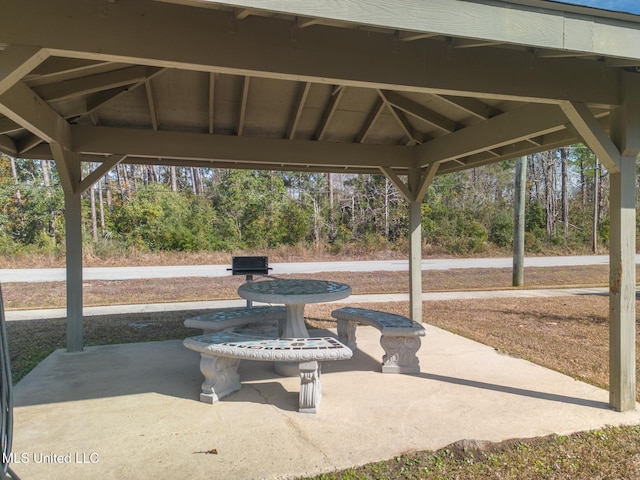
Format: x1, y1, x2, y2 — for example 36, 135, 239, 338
166, 0, 640, 61
70, 125, 414, 170
0, 1, 622, 106
0, 82, 72, 148
415, 103, 569, 167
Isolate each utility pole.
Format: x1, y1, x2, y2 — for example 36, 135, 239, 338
513, 156, 527, 286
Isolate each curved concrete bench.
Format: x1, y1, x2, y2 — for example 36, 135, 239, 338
183, 332, 353, 413
184, 306, 286, 334
331, 307, 426, 374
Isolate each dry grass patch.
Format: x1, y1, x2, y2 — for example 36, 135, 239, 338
1, 265, 614, 311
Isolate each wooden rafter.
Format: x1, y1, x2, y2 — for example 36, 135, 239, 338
209, 72, 215, 134
377, 90, 421, 145
0, 2, 623, 107
33, 66, 149, 102
381, 90, 460, 134
355, 96, 385, 143
238, 76, 250, 136
287, 82, 310, 140
315, 85, 345, 141
433, 95, 498, 121
145, 79, 158, 131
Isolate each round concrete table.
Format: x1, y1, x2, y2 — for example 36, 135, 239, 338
237, 279, 352, 338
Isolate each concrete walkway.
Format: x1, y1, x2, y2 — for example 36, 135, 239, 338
1, 254, 630, 283
10, 323, 640, 480
4, 287, 609, 321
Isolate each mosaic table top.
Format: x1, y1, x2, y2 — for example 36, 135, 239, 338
184, 331, 353, 361
238, 279, 351, 305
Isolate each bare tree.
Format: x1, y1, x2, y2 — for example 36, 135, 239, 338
561, 147, 569, 239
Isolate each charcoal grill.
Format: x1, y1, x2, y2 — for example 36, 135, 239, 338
228, 256, 272, 307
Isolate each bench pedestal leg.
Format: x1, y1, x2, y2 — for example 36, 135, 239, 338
380, 336, 422, 374
199, 354, 241, 403
299, 361, 322, 413
337, 320, 357, 350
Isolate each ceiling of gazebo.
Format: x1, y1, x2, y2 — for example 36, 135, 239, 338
1, 0, 639, 181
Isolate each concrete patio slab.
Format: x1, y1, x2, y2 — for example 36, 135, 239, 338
9, 324, 640, 480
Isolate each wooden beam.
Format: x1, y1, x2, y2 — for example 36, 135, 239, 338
51, 143, 80, 194
612, 72, 640, 157
416, 103, 570, 167
434, 94, 498, 120
83, 67, 165, 115
235, 8, 253, 20
315, 86, 345, 141
0, 134, 17, 156
27, 58, 114, 85
415, 163, 438, 202
397, 31, 438, 42
77, 154, 127, 194
559, 101, 621, 174
380, 167, 411, 201
0, 1, 623, 106
0, 45, 48, 96
238, 76, 250, 136
381, 90, 460, 134
0, 116, 23, 135
33, 65, 150, 102
0, 81, 71, 147
355, 96, 385, 143
70, 124, 415, 169
453, 38, 504, 49
145, 79, 159, 130
16, 134, 43, 154
209, 72, 215, 134
287, 82, 310, 140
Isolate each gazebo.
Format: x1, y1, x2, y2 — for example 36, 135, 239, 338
0, 0, 637, 412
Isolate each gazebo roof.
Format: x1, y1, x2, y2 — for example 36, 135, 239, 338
1, 0, 640, 182
1, 0, 639, 413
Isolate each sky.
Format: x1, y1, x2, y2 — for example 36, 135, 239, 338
546, 0, 640, 15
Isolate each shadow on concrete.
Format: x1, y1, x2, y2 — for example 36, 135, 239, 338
419, 372, 612, 410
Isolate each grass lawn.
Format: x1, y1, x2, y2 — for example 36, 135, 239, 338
3, 264, 640, 479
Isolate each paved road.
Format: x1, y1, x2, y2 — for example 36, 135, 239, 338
0, 255, 632, 284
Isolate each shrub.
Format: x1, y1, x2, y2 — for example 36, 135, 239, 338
489, 211, 514, 247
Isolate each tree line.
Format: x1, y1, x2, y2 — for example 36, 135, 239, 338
0, 145, 633, 259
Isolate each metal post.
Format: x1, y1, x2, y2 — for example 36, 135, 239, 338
245, 274, 253, 308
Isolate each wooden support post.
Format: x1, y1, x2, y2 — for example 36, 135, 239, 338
382, 165, 438, 323
408, 197, 422, 323
609, 156, 636, 412
512, 156, 526, 286
65, 191, 83, 352
52, 146, 84, 352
